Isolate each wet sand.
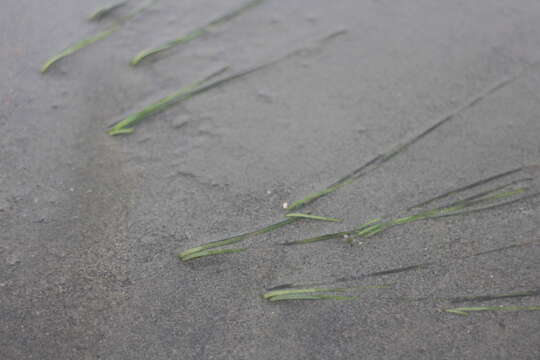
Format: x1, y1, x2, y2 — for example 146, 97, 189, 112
1, 0, 539, 359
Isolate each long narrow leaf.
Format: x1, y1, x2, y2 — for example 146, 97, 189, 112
131, 0, 265, 65
108, 66, 228, 135
285, 213, 342, 222
89, 1, 129, 21
180, 248, 246, 261
444, 306, 540, 315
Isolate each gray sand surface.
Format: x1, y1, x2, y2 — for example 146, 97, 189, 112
1, 0, 539, 359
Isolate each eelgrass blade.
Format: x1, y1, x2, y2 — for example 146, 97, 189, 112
42, 0, 156, 73
108, 66, 228, 135
281, 218, 381, 246
89, 0, 129, 21
285, 213, 342, 222
447, 289, 540, 304
408, 167, 525, 211
264, 284, 391, 299
269, 294, 356, 302
130, 0, 265, 65
263, 287, 349, 300
285, 76, 522, 213
444, 306, 540, 316
41, 26, 119, 73
180, 248, 246, 261
179, 218, 296, 261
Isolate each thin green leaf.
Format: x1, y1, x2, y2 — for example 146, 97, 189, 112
89, 1, 129, 21
108, 66, 228, 135
131, 0, 265, 65
263, 287, 349, 300
285, 213, 342, 222
179, 218, 296, 260
448, 289, 540, 304
269, 294, 356, 302
444, 306, 540, 316
41, 26, 119, 73
179, 248, 246, 261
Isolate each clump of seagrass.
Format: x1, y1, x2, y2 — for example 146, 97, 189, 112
177, 76, 523, 262
130, 0, 266, 65
41, 0, 156, 73
282, 166, 539, 246
89, 1, 129, 21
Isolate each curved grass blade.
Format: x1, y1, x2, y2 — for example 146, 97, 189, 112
89, 0, 129, 21
285, 213, 342, 222
447, 289, 540, 304
281, 218, 381, 246
444, 306, 540, 316
180, 248, 246, 261
130, 0, 265, 65
263, 287, 349, 300
269, 294, 356, 302
41, 26, 119, 73
42, 0, 156, 73
179, 218, 296, 261
108, 66, 228, 135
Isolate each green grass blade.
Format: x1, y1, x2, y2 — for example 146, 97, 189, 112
179, 218, 296, 260
269, 294, 356, 301
180, 248, 246, 261
409, 168, 525, 211
130, 0, 265, 65
263, 287, 349, 300
130, 28, 207, 65
448, 289, 540, 304
41, 26, 119, 73
108, 66, 228, 135
285, 213, 342, 222
89, 0, 129, 21
444, 306, 540, 315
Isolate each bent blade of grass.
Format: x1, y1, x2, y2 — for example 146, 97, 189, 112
408, 167, 525, 211
89, 0, 129, 21
286, 213, 342, 222
444, 306, 540, 316
42, 0, 156, 73
269, 294, 356, 302
180, 248, 246, 261
130, 0, 265, 65
41, 26, 119, 73
448, 289, 540, 304
281, 218, 381, 246
263, 287, 349, 300
108, 66, 228, 135
179, 218, 296, 260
